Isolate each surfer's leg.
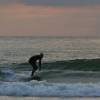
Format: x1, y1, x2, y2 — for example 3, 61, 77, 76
31, 63, 38, 77
31, 68, 35, 77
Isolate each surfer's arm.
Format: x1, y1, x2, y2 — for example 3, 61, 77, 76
38, 59, 42, 71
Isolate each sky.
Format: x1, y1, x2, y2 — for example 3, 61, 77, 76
0, 0, 100, 37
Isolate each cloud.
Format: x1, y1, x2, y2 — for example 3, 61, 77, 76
0, 0, 17, 5
19, 0, 100, 7
0, 0, 100, 36
0, 4, 99, 36
0, 0, 100, 7
0, 0, 100, 6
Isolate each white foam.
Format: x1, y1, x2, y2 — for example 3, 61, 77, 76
1, 69, 31, 82
1, 69, 20, 82
0, 81, 100, 97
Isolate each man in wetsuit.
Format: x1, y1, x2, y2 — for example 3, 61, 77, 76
28, 53, 44, 77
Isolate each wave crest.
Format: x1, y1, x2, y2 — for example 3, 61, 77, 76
0, 81, 100, 97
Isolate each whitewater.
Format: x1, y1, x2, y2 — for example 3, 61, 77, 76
0, 36, 100, 97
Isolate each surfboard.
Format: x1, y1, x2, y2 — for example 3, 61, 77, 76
31, 76, 41, 81
27, 75, 41, 81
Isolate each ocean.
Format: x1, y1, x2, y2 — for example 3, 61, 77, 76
0, 36, 100, 97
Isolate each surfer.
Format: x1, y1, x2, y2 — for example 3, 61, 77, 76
28, 53, 44, 77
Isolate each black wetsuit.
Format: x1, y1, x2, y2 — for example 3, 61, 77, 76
28, 54, 43, 77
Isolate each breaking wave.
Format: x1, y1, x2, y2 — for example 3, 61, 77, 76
0, 81, 100, 97
0, 58, 100, 97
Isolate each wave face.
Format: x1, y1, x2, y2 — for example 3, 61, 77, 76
1, 59, 100, 83
12, 58, 100, 72
0, 81, 100, 97
9, 58, 100, 71
43, 59, 100, 71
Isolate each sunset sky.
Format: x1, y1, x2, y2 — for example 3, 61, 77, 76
0, 0, 100, 37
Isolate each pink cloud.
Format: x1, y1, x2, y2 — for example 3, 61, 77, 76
0, 4, 100, 17
0, 3, 100, 36
0, 4, 80, 20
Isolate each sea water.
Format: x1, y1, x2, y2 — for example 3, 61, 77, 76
0, 36, 100, 97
